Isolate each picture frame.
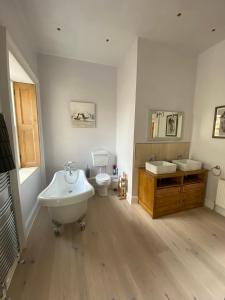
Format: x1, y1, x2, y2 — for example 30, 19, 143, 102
165, 114, 178, 137
70, 101, 96, 128
147, 110, 184, 141
212, 105, 225, 138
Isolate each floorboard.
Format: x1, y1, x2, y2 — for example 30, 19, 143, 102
7, 195, 225, 300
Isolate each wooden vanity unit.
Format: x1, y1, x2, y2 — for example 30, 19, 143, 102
138, 168, 208, 218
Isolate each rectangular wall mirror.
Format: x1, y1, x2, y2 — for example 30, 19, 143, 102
148, 110, 184, 141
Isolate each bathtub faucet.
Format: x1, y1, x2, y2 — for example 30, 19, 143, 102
64, 161, 76, 175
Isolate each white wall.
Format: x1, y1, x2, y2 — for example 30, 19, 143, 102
6, 37, 46, 242
190, 39, 225, 209
0, 0, 37, 75
9, 52, 33, 84
135, 38, 197, 143
116, 40, 138, 201
38, 54, 117, 181
116, 38, 197, 199
20, 169, 42, 238
0, 0, 45, 240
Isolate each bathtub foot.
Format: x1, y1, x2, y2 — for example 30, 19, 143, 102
52, 220, 62, 236
79, 221, 86, 231
77, 216, 86, 231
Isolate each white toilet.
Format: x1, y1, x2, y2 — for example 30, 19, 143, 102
92, 150, 111, 196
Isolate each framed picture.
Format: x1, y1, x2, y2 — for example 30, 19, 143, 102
212, 105, 225, 138
70, 101, 96, 128
165, 114, 178, 137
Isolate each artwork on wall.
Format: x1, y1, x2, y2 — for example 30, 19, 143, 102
70, 101, 96, 128
212, 105, 225, 138
165, 114, 178, 137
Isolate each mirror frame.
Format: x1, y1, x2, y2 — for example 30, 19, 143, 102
147, 110, 184, 141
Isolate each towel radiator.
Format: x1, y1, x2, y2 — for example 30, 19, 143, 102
0, 172, 19, 299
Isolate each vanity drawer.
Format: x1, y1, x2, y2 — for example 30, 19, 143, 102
183, 183, 204, 192
156, 194, 181, 207
182, 183, 204, 207
156, 187, 181, 198
182, 191, 203, 209
155, 197, 182, 217
155, 187, 182, 216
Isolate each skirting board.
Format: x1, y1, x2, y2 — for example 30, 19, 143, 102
205, 197, 225, 218
215, 205, 225, 217
204, 197, 214, 210
131, 196, 138, 204
24, 201, 40, 242
5, 255, 20, 289
1, 255, 20, 299
126, 195, 138, 205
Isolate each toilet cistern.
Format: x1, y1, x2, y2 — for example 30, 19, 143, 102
91, 150, 111, 197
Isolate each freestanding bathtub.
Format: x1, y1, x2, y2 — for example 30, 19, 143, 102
38, 169, 94, 234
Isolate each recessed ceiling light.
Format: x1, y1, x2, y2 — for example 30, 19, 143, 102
57, 27, 62, 31
211, 28, 216, 32
106, 38, 110, 43
177, 12, 182, 17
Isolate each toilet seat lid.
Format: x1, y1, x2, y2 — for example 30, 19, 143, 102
96, 173, 110, 183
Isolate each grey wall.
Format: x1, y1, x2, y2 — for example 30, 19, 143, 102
0, 0, 37, 75
38, 54, 117, 181
135, 38, 197, 143
116, 39, 138, 201
0, 26, 25, 246
20, 169, 42, 235
0, 0, 44, 241
190, 39, 225, 209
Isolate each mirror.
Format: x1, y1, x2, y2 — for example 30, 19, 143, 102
148, 110, 184, 140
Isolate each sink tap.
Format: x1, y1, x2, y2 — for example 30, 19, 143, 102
176, 154, 182, 160
64, 161, 76, 175
149, 154, 156, 161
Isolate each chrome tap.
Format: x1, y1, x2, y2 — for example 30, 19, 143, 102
176, 154, 182, 160
64, 161, 76, 175
149, 154, 156, 161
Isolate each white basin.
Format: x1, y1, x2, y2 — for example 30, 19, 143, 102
172, 159, 202, 172
145, 161, 177, 174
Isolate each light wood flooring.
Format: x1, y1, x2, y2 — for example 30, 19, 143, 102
7, 195, 225, 300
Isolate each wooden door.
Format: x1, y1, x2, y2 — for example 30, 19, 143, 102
13, 82, 40, 167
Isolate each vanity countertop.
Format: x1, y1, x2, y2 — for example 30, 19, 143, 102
139, 167, 208, 179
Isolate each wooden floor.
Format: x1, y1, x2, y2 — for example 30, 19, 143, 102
7, 195, 225, 300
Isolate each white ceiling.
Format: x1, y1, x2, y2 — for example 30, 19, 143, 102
18, 0, 225, 66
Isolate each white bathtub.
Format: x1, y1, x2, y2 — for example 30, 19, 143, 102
38, 169, 94, 231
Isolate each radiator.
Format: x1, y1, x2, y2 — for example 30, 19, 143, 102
215, 178, 225, 209
0, 172, 19, 298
